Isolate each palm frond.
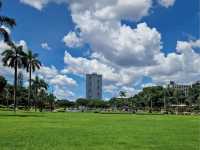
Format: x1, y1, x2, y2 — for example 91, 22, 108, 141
0, 27, 10, 42
1, 49, 13, 56
7, 57, 15, 67
25, 50, 41, 72
0, 16, 16, 28
1, 49, 15, 66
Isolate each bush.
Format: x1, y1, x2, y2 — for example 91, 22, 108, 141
0, 76, 7, 93
94, 111, 100, 113
18, 106, 25, 110
0, 105, 7, 108
56, 108, 65, 112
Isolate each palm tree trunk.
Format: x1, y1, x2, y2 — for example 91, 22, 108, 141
34, 98, 37, 112
6, 89, 9, 109
28, 66, 32, 110
6, 98, 9, 109
14, 62, 18, 112
50, 101, 53, 112
34, 88, 37, 112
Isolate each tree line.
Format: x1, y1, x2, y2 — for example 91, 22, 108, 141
0, 75, 55, 112
1, 67, 200, 113
56, 85, 200, 113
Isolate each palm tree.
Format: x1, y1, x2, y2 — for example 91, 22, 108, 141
1, 45, 26, 112
32, 76, 40, 112
32, 76, 48, 111
38, 89, 48, 112
0, 75, 7, 93
0, 1, 16, 45
25, 50, 41, 110
47, 93, 55, 112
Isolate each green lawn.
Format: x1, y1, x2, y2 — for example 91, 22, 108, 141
0, 111, 199, 150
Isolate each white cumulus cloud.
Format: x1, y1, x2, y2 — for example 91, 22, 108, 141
19, 0, 190, 98
63, 32, 83, 48
157, 0, 176, 8
41, 42, 51, 50
20, 0, 68, 10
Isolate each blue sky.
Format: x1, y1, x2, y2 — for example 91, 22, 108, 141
0, 0, 199, 100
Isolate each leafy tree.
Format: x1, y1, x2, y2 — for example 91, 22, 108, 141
93, 99, 106, 108
188, 83, 200, 105
38, 89, 47, 112
4, 84, 13, 107
109, 98, 125, 109
109, 97, 118, 108
0, 75, 6, 93
76, 99, 108, 110
17, 71, 24, 88
119, 91, 130, 110
197, 96, 200, 111
47, 93, 56, 112
1, 45, 26, 111
32, 76, 48, 111
56, 100, 75, 109
119, 91, 127, 98
25, 50, 41, 110
132, 86, 165, 112
17, 86, 28, 108
76, 98, 90, 107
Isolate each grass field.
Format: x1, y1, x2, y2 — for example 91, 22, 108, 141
0, 111, 199, 150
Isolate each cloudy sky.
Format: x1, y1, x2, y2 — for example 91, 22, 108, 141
0, 0, 199, 100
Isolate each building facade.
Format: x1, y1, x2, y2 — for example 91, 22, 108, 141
86, 73, 102, 99
168, 81, 192, 96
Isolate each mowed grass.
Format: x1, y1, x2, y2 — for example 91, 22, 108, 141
0, 111, 199, 150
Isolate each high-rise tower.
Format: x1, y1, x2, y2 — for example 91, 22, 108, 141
86, 73, 102, 99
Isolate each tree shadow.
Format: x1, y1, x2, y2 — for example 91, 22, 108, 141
0, 114, 44, 118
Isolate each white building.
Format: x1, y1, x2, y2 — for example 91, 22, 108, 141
86, 73, 102, 99
168, 81, 192, 96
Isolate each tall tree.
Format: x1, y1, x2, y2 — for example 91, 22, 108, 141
0, 75, 6, 93
32, 76, 40, 111
25, 50, 41, 110
0, 1, 16, 45
17, 71, 24, 88
119, 91, 127, 98
119, 91, 128, 109
1, 45, 26, 112
32, 76, 48, 111
47, 93, 55, 112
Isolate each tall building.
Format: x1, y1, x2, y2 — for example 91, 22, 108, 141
86, 73, 102, 99
17, 71, 24, 87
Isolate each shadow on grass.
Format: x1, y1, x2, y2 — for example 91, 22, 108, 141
0, 114, 44, 118
100, 112, 164, 116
